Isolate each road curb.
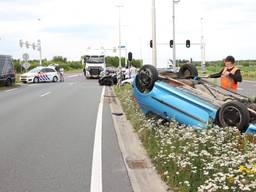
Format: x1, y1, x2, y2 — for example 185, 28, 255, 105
106, 87, 170, 192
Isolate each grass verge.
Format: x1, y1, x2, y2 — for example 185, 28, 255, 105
114, 85, 256, 192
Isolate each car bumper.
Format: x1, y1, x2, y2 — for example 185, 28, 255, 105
20, 78, 34, 83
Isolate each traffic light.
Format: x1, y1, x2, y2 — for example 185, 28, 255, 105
32, 43, 36, 50
25, 41, 29, 48
169, 40, 174, 48
150, 40, 153, 48
186, 40, 190, 48
19, 39, 23, 48
128, 52, 133, 61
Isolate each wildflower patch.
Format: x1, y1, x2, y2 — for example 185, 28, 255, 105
115, 85, 256, 192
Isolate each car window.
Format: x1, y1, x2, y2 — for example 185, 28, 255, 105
0, 60, 4, 74
45, 68, 55, 72
6, 62, 13, 74
40, 68, 48, 73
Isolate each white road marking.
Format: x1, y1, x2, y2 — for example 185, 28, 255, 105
90, 86, 105, 192
5, 88, 18, 92
68, 82, 76, 85
67, 74, 79, 78
40, 91, 51, 97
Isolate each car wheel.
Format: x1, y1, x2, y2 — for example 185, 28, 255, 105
5, 78, 12, 86
33, 77, 39, 83
218, 101, 250, 132
103, 78, 114, 86
53, 76, 58, 82
98, 78, 103, 86
135, 65, 158, 93
179, 64, 198, 79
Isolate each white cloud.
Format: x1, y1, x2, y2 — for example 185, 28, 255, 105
0, 0, 256, 66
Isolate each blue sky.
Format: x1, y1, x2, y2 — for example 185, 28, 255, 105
0, 0, 256, 67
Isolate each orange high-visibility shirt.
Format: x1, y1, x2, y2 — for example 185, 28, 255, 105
220, 66, 238, 92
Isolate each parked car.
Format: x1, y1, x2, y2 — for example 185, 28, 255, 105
0, 55, 15, 86
133, 64, 256, 134
20, 66, 59, 83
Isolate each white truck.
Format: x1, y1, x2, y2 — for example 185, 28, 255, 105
82, 53, 106, 79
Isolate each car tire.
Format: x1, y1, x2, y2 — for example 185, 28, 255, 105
218, 101, 250, 132
103, 78, 114, 86
135, 65, 158, 93
178, 64, 198, 79
5, 78, 12, 86
98, 78, 103, 86
53, 76, 58, 82
33, 77, 39, 83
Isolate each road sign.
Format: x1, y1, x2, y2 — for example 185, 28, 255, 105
22, 62, 30, 70
22, 53, 29, 61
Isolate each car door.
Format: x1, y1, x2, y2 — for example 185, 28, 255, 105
39, 68, 50, 82
45, 68, 56, 81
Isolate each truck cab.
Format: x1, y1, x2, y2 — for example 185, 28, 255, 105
0, 55, 15, 86
82, 54, 105, 79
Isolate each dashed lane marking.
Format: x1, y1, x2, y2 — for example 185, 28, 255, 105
40, 91, 51, 98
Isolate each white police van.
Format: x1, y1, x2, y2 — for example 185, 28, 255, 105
20, 66, 59, 83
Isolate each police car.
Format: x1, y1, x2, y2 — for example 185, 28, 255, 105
20, 66, 59, 83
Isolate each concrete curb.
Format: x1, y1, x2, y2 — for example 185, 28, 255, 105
106, 87, 170, 192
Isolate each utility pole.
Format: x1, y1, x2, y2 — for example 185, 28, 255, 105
152, 0, 157, 67
116, 5, 123, 68
201, 17, 206, 74
172, 0, 180, 67
37, 39, 42, 66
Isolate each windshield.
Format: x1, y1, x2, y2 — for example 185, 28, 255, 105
28, 67, 43, 73
85, 55, 104, 64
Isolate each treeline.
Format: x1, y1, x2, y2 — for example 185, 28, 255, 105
193, 60, 256, 67
105, 56, 142, 68
13, 56, 82, 73
13, 56, 142, 73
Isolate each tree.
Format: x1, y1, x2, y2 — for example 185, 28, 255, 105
52, 56, 67, 63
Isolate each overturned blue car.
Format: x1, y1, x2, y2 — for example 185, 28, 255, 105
132, 64, 256, 134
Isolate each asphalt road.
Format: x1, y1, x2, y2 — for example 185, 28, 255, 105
238, 80, 256, 97
209, 79, 256, 97
0, 74, 132, 192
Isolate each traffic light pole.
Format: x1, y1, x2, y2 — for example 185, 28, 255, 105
37, 40, 42, 66
172, 0, 176, 67
116, 5, 123, 69
172, 0, 180, 67
152, 0, 157, 67
201, 18, 206, 74
19, 39, 42, 66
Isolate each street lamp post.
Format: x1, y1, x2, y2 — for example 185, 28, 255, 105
116, 5, 123, 69
172, 0, 180, 67
152, 0, 157, 67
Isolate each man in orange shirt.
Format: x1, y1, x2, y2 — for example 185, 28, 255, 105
208, 56, 242, 92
